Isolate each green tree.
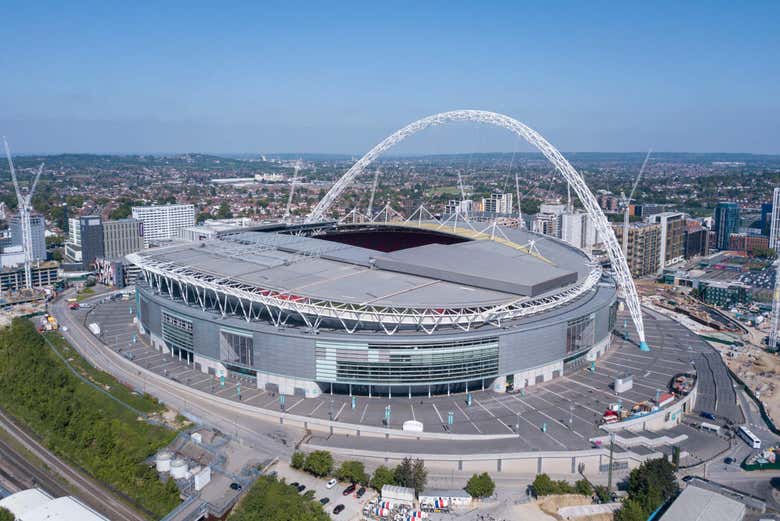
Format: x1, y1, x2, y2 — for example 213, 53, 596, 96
370, 465, 396, 491
231, 475, 329, 521
291, 451, 305, 470
394, 458, 427, 495
575, 479, 593, 497
626, 458, 678, 508
335, 460, 368, 485
614, 498, 648, 521
304, 450, 333, 477
532, 474, 555, 496
0, 506, 14, 521
465, 472, 495, 498
593, 485, 611, 503
217, 201, 233, 219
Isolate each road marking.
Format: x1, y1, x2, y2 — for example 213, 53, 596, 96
333, 403, 346, 421
310, 400, 325, 417
285, 398, 305, 412
359, 403, 369, 423
474, 398, 514, 433
452, 400, 481, 434
431, 403, 444, 424
410, 402, 415, 421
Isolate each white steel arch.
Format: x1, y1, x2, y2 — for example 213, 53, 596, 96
306, 110, 649, 350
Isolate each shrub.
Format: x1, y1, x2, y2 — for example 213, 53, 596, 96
335, 460, 368, 485
291, 451, 305, 470
465, 472, 495, 498
304, 450, 333, 477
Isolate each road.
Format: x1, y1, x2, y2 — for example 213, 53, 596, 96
0, 408, 146, 521
52, 290, 299, 460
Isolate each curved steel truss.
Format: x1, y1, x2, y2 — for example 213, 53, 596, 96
305, 110, 648, 347
128, 252, 603, 335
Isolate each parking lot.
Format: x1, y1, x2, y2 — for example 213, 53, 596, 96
71, 295, 739, 454
272, 461, 376, 520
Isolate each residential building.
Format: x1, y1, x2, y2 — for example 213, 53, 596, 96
561, 211, 598, 251
481, 192, 513, 214
131, 204, 196, 246
635, 203, 667, 218
760, 201, 773, 236
444, 199, 473, 216
647, 212, 685, 272
532, 212, 560, 237
9, 213, 46, 261
701, 281, 750, 308
103, 218, 144, 260
68, 216, 82, 246
728, 233, 769, 255
611, 222, 661, 277
684, 220, 709, 258
770, 188, 780, 250
713, 202, 740, 250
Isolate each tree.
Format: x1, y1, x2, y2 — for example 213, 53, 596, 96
371, 465, 395, 491
304, 450, 333, 477
394, 458, 427, 495
0, 507, 13, 521
626, 458, 678, 507
217, 201, 233, 219
532, 474, 555, 496
593, 485, 611, 503
614, 498, 648, 521
291, 451, 305, 470
465, 472, 495, 498
575, 479, 593, 497
231, 475, 329, 521
335, 460, 368, 485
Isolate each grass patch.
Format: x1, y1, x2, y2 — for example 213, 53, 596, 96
43, 331, 164, 415
0, 319, 179, 519
76, 287, 95, 301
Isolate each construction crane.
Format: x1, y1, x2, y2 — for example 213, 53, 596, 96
619, 150, 652, 255
3, 138, 44, 289
284, 160, 302, 222
514, 172, 525, 228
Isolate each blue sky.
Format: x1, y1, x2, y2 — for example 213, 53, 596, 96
1, 1, 778, 154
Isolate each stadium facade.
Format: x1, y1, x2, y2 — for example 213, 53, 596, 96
130, 221, 617, 398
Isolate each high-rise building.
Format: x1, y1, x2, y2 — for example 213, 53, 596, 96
10, 214, 46, 262
103, 219, 144, 260
647, 212, 685, 272
561, 211, 599, 251
769, 188, 780, 250
481, 192, 513, 214
684, 219, 709, 258
68, 216, 81, 246
444, 199, 473, 215
713, 202, 740, 250
131, 204, 196, 246
761, 201, 773, 236
79, 216, 104, 267
611, 222, 661, 277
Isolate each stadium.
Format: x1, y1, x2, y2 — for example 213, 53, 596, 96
130, 220, 618, 398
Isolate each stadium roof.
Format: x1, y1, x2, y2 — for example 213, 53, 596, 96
134, 225, 586, 308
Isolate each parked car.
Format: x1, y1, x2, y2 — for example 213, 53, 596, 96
343, 484, 356, 496
290, 481, 299, 488
333, 504, 345, 515
297, 484, 306, 493
701, 411, 718, 421
319, 497, 330, 505
724, 457, 736, 465
356, 487, 366, 498
229, 482, 242, 491
326, 478, 338, 489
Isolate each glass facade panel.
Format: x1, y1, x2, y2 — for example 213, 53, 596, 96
161, 311, 194, 362
220, 330, 254, 366
566, 314, 595, 354
315, 337, 499, 385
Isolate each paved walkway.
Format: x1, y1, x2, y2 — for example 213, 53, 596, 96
71, 294, 739, 454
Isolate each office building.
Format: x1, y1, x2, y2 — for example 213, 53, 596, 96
684, 220, 709, 258
770, 188, 780, 250
9, 214, 46, 262
79, 216, 105, 268
132, 204, 196, 246
103, 219, 144, 260
761, 201, 773, 236
713, 202, 740, 250
612, 222, 661, 277
647, 212, 685, 272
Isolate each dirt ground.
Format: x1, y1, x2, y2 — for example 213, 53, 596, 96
719, 342, 780, 423
537, 495, 614, 521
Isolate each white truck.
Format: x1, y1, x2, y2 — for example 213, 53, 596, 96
88, 323, 101, 336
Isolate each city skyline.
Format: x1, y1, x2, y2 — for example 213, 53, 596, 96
1, 1, 779, 154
